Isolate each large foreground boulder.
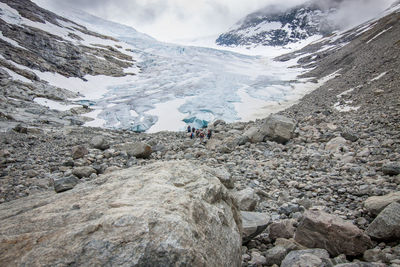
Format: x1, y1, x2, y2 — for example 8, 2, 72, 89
244, 115, 296, 144
0, 161, 242, 266
294, 210, 372, 256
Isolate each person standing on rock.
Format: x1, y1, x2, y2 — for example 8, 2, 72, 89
207, 129, 212, 139
199, 131, 205, 142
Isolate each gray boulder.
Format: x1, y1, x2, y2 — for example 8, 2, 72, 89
294, 210, 372, 256
366, 202, 400, 240
265, 246, 288, 266
53, 176, 79, 193
245, 115, 296, 144
234, 188, 260, 211
326, 137, 348, 152
116, 142, 152, 159
71, 145, 88, 159
382, 162, 400, 176
0, 161, 242, 266
91, 136, 110, 150
244, 126, 265, 143
206, 166, 235, 189
281, 249, 330, 267
241, 211, 270, 243
72, 166, 97, 178
364, 191, 400, 216
261, 115, 296, 144
275, 238, 306, 252
268, 219, 297, 241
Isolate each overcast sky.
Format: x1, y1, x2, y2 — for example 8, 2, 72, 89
33, 0, 395, 42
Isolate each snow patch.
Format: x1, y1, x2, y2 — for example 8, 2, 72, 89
334, 101, 360, 112
1, 67, 32, 83
370, 72, 387, 82
0, 3, 22, 25
0, 31, 26, 50
337, 88, 355, 98
34, 97, 80, 111
366, 27, 392, 44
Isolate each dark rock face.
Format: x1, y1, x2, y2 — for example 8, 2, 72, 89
216, 1, 340, 47
53, 176, 79, 192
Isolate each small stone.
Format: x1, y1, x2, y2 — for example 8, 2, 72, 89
241, 211, 270, 243
72, 166, 96, 178
363, 248, 385, 263
91, 136, 110, 150
326, 137, 348, 152
234, 188, 260, 211
249, 251, 267, 266
275, 238, 306, 252
382, 163, 400, 176
53, 176, 79, 193
71, 145, 88, 160
268, 219, 296, 241
265, 246, 287, 265
281, 249, 330, 267
13, 124, 28, 133
341, 131, 359, 142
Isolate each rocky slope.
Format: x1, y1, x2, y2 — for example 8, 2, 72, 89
216, 0, 341, 47
0, 0, 139, 129
1, 1, 400, 267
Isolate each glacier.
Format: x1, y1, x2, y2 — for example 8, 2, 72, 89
30, 2, 317, 133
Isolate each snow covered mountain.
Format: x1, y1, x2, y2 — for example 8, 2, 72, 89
216, 1, 342, 47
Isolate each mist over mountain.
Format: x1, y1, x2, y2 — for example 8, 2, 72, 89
216, 0, 395, 47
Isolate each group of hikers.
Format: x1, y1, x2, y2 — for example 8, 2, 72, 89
186, 125, 212, 141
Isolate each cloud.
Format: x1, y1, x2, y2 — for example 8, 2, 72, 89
32, 0, 396, 42
328, 0, 395, 29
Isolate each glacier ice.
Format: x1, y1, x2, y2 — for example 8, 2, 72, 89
44, 6, 310, 132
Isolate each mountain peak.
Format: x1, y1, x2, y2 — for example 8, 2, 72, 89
216, 0, 342, 47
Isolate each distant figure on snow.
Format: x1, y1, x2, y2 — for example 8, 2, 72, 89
192, 127, 196, 133
187, 125, 191, 133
